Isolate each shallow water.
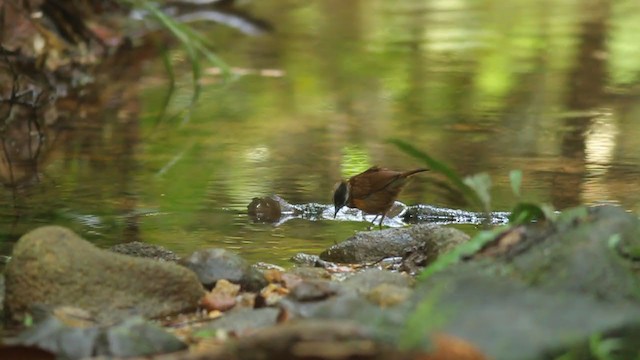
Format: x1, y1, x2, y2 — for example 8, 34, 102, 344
1, 0, 640, 266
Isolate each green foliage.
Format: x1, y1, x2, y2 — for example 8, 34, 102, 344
23, 314, 33, 327
554, 333, 625, 360
509, 169, 522, 198
390, 139, 556, 226
387, 139, 483, 209
397, 285, 448, 350
387, 141, 558, 280
119, 0, 233, 120
509, 202, 556, 224
589, 333, 623, 360
463, 172, 492, 213
417, 226, 508, 280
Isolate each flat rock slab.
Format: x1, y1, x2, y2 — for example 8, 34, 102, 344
320, 224, 469, 263
413, 265, 640, 360
4, 226, 205, 322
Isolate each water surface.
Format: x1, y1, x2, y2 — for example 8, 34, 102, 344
1, 0, 640, 265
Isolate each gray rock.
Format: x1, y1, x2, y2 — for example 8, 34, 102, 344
201, 307, 280, 335
287, 266, 331, 280
509, 205, 640, 301
321, 224, 469, 263
289, 280, 342, 302
342, 269, 414, 294
180, 248, 267, 292
290, 253, 321, 266
210, 319, 404, 360
411, 264, 640, 360
110, 241, 180, 262
400, 205, 640, 359
4, 226, 204, 322
8, 313, 185, 359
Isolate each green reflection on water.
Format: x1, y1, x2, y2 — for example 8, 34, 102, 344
2, 0, 640, 266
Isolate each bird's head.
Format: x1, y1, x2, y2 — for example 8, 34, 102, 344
333, 180, 349, 218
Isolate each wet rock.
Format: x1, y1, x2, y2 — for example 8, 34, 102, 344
291, 252, 343, 271
287, 266, 331, 280
411, 264, 640, 360
180, 248, 267, 291
291, 252, 321, 266
4, 226, 204, 322
247, 195, 282, 222
289, 280, 342, 302
320, 224, 469, 263
508, 205, 640, 301
342, 269, 414, 294
253, 262, 285, 272
403, 204, 511, 225
200, 307, 280, 336
109, 241, 180, 262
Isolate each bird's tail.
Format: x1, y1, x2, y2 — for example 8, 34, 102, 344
402, 168, 429, 178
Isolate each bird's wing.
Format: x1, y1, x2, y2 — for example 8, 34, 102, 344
349, 167, 403, 200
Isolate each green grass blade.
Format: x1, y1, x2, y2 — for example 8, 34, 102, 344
388, 139, 483, 208
418, 226, 507, 280
509, 169, 522, 198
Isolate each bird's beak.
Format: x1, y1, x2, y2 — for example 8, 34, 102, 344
333, 207, 339, 218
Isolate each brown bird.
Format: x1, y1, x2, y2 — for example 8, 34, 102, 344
333, 166, 429, 227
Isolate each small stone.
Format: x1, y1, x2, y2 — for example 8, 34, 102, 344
180, 248, 267, 291
259, 284, 288, 306
289, 280, 341, 302
281, 273, 303, 289
200, 280, 241, 312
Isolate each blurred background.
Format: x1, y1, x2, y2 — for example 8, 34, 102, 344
1, 0, 639, 265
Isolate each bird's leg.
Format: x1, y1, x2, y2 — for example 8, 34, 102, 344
370, 214, 379, 225
378, 213, 386, 229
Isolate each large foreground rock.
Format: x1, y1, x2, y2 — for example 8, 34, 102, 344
4, 226, 204, 322
320, 224, 469, 263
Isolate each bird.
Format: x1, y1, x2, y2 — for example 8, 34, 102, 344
333, 166, 429, 228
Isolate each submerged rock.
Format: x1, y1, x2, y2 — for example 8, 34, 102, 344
180, 248, 267, 292
4, 226, 204, 322
110, 241, 180, 262
247, 196, 286, 223
320, 224, 469, 263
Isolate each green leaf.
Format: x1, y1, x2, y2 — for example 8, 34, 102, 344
463, 173, 492, 212
589, 333, 622, 360
388, 139, 483, 209
418, 226, 507, 280
509, 169, 522, 197
398, 285, 447, 350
